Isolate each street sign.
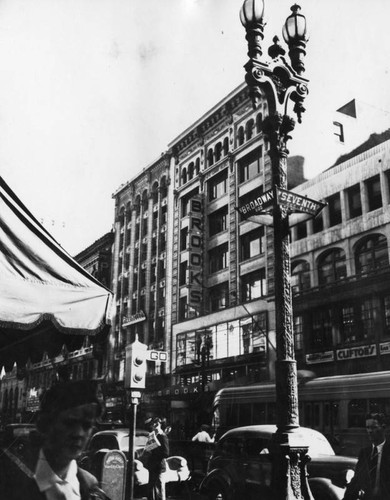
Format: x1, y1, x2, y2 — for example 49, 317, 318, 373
147, 350, 168, 362
276, 187, 326, 216
235, 188, 274, 218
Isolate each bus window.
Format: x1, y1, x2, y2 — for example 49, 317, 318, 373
238, 403, 252, 426
324, 402, 339, 431
253, 403, 266, 424
348, 399, 367, 427
369, 398, 390, 415
226, 404, 239, 427
267, 402, 276, 423
313, 403, 320, 428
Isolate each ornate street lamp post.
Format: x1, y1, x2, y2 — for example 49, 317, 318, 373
240, 1, 313, 499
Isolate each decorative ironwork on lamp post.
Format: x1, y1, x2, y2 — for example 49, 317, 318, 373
240, 1, 313, 499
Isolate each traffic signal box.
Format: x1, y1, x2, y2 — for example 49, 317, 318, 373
125, 338, 148, 390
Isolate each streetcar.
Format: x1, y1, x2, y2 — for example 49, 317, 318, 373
212, 370, 390, 457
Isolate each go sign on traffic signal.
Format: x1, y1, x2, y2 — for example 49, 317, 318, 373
125, 339, 148, 390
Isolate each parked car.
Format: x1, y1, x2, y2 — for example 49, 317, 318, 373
79, 428, 149, 469
0, 423, 38, 452
199, 425, 357, 500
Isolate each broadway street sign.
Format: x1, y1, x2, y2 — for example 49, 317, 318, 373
235, 188, 274, 218
236, 187, 326, 219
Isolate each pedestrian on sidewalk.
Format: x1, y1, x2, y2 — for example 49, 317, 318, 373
0, 380, 110, 500
142, 416, 170, 500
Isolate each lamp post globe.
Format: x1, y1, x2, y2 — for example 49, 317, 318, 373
282, 4, 308, 75
239, 0, 265, 27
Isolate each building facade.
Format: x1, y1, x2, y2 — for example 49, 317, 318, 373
108, 154, 172, 419
290, 131, 390, 378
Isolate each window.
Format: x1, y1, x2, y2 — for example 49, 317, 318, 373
245, 119, 254, 141
209, 170, 228, 201
256, 113, 263, 134
318, 249, 347, 285
209, 243, 228, 273
179, 261, 188, 286
383, 295, 390, 336
291, 260, 311, 293
311, 308, 332, 349
240, 227, 264, 261
355, 234, 389, 274
215, 143, 222, 162
366, 175, 382, 211
238, 148, 262, 183
209, 282, 229, 312
180, 227, 188, 251
312, 213, 323, 233
181, 189, 199, 217
207, 149, 214, 167
209, 206, 228, 236
333, 121, 344, 143
295, 220, 307, 240
179, 297, 188, 321
341, 299, 376, 343
347, 184, 362, 218
237, 126, 244, 146
241, 269, 266, 301
327, 193, 342, 226
293, 315, 304, 350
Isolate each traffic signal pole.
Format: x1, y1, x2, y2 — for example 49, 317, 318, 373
126, 390, 141, 500
124, 336, 168, 500
125, 338, 147, 500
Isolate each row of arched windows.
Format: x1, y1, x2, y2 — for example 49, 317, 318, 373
237, 110, 265, 147
118, 176, 168, 226
292, 234, 390, 292
180, 107, 267, 187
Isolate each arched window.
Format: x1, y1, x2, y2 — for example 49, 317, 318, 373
291, 260, 311, 293
223, 137, 229, 156
188, 163, 194, 180
135, 195, 141, 216
246, 119, 254, 141
318, 249, 347, 285
195, 158, 200, 175
152, 182, 159, 204
214, 142, 222, 162
237, 126, 245, 146
256, 113, 263, 134
355, 234, 389, 274
119, 207, 125, 228
160, 177, 168, 198
142, 190, 148, 211
181, 168, 187, 185
207, 149, 214, 167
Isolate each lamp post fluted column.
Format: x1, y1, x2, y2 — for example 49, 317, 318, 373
240, 1, 313, 499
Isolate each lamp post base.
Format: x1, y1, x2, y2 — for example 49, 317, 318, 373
270, 430, 314, 500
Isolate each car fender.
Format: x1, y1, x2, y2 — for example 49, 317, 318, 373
199, 469, 234, 495
309, 477, 345, 500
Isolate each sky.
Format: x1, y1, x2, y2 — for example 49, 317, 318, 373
0, 0, 389, 255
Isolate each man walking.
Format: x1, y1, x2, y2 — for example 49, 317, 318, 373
0, 380, 110, 500
343, 412, 390, 500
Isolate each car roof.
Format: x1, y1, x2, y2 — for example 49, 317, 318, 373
92, 428, 148, 438
5, 423, 36, 428
220, 425, 331, 444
